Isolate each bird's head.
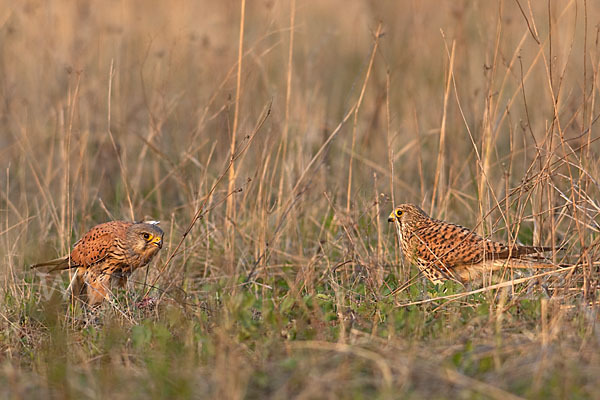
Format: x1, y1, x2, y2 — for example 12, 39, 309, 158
127, 223, 164, 259
387, 203, 428, 232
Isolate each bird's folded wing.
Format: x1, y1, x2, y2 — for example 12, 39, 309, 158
69, 229, 117, 267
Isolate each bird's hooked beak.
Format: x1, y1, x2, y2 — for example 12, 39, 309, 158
387, 211, 397, 223
150, 235, 163, 249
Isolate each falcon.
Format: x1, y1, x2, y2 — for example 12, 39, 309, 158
388, 204, 553, 284
32, 221, 164, 305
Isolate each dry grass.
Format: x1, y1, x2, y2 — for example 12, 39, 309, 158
1, 0, 600, 398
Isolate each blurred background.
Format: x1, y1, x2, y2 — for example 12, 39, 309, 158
1, 1, 599, 397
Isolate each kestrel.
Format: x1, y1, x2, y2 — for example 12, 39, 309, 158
32, 221, 164, 305
388, 204, 553, 284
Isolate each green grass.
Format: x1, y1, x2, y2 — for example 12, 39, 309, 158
5, 278, 597, 398
1, 1, 600, 398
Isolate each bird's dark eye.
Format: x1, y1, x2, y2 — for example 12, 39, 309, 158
143, 233, 151, 240
395, 209, 403, 217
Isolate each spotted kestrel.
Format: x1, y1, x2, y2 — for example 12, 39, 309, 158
388, 204, 553, 284
32, 221, 164, 305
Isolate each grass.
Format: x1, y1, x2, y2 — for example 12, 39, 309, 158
1, 0, 600, 398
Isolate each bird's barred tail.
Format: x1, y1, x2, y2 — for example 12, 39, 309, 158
30, 256, 70, 271
488, 245, 555, 260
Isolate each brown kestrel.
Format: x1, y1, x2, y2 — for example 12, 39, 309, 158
388, 204, 553, 284
32, 221, 164, 305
